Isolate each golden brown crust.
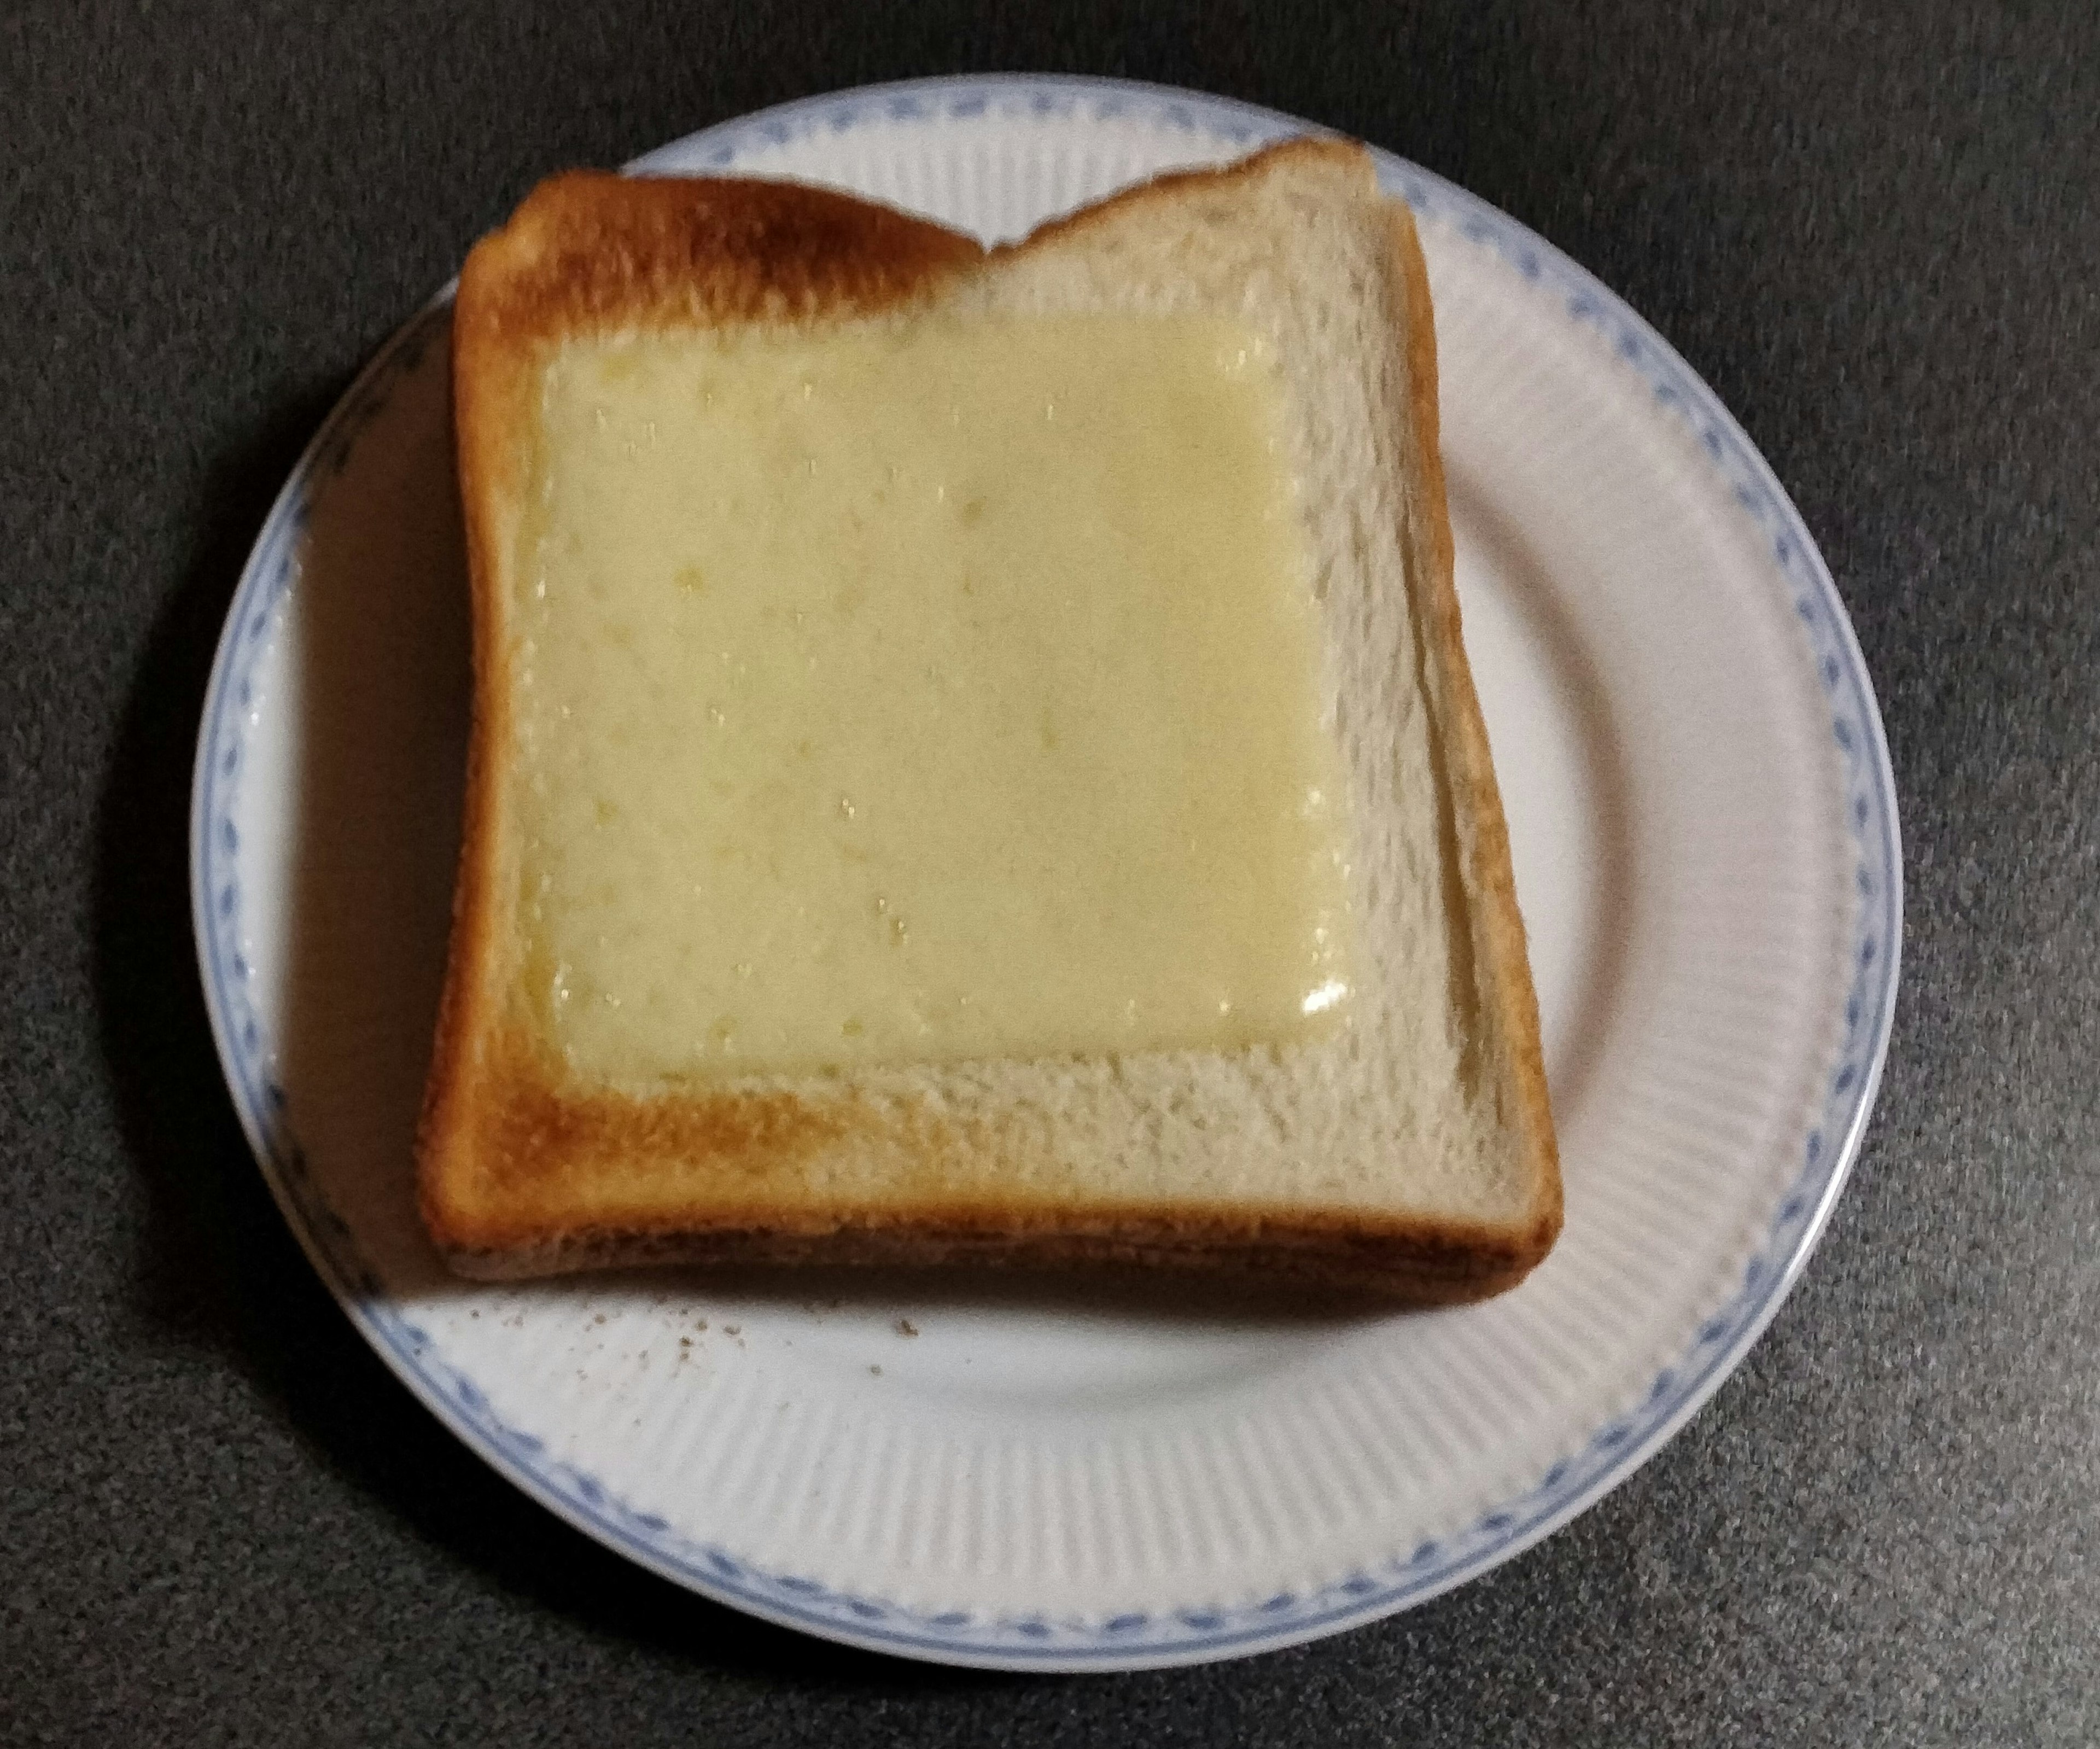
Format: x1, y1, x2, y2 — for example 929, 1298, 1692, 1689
460, 170, 987, 342
1386, 199, 1563, 1256
416, 294, 515, 1245
418, 143, 1561, 1299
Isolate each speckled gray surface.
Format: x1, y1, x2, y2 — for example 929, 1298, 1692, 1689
4, 1, 2097, 1742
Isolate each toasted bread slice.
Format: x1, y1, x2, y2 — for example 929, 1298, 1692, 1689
419, 138, 1560, 1299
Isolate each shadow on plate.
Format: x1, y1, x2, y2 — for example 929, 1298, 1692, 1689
1445, 470, 1637, 1125
507, 1256, 1402, 1328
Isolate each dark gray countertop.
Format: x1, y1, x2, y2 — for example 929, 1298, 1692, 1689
5, 2, 2097, 1742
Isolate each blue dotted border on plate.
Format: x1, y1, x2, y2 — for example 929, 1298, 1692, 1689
189, 75, 1901, 1668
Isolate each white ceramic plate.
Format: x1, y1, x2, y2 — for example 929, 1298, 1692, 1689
191, 76, 1899, 1670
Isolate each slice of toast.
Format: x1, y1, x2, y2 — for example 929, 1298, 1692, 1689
419, 138, 1560, 1301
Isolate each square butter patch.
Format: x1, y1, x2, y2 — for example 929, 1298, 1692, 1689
510, 313, 1354, 1082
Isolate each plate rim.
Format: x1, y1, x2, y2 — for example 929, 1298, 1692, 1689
188, 72, 1902, 1671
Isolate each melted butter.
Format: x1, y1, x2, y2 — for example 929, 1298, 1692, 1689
514, 313, 1354, 1081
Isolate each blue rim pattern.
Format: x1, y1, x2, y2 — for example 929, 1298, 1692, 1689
190, 75, 1901, 1670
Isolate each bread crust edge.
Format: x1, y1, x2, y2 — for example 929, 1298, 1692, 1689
1386, 195, 1565, 1262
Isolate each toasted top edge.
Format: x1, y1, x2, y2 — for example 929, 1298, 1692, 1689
456, 170, 987, 347
455, 135, 1379, 343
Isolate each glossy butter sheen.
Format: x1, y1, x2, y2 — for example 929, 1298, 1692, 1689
511, 313, 1354, 1081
